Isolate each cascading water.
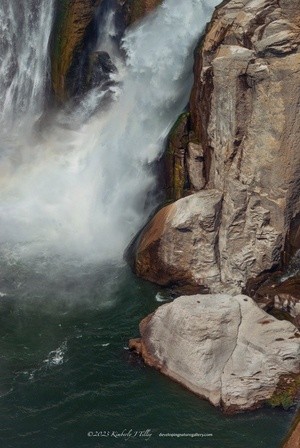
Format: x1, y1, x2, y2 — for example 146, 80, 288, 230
0, 0, 54, 134
0, 0, 221, 266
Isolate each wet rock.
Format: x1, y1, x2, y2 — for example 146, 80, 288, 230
51, 0, 103, 102
87, 51, 117, 90
135, 190, 223, 288
130, 294, 300, 413
118, 0, 163, 26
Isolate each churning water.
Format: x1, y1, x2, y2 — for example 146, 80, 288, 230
0, 0, 221, 264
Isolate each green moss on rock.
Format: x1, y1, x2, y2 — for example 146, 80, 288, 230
267, 373, 300, 410
164, 112, 190, 201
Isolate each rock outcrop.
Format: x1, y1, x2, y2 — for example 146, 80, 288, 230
135, 190, 223, 288
247, 274, 300, 329
51, 0, 102, 102
130, 294, 300, 413
118, 0, 163, 26
134, 0, 300, 293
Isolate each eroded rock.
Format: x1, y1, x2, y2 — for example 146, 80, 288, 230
118, 0, 163, 26
134, 0, 300, 293
135, 190, 223, 288
248, 274, 300, 329
130, 294, 300, 413
51, 0, 103, 102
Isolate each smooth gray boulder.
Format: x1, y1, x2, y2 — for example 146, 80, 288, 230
130, 294, 300, 413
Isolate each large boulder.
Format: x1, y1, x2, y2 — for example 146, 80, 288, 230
129, 294, 300, 413
133, 0, 300, 293
135, 190, 223, 288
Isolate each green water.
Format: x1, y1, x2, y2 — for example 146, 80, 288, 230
0, 260, 296, 448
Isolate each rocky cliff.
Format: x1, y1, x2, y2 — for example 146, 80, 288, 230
51, 0, 163, 103
134, 0, 300, 294
118, 0, 163, 26
51, 0, 103, 102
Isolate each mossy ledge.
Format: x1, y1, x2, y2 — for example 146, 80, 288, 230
163, 112, 190, 202
267, 373, 300, 410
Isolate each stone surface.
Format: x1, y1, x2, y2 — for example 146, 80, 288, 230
130, 294, 300, 413
51, 0, 102, 102
248, 274, 300, 329
118, 0, 163, 26
135, 190, 223, 288
87, 51, 117, 90
187, 142, 206, 191
134, 0, 300, 293
163, 113, 189, 201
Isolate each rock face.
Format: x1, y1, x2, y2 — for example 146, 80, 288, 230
247, 274, 300, 329
134, 0, 300, 293
51, 0, 102, 102
130, 294, 300, 413
135, 190, 223, 288
119, 0, 163, 26
164, 113, 190, 201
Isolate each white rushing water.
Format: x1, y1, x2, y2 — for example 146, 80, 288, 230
0, 0, 54, 134
0, 0, 221, 265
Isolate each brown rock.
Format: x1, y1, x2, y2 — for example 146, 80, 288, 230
119, 0, 163, 26
250, 275, 300, 328
134, 0, 300, 293
51, 0, 102, 102
135, 190, 223, 288
164, 113, 189, 201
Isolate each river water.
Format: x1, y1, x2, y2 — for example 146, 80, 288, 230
0, 262, 295, 448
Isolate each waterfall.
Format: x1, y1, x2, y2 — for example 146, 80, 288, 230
0, 0, 54, 134
0, 0, 221, 266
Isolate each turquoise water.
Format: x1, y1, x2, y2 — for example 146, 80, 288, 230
0, 260, 296, 448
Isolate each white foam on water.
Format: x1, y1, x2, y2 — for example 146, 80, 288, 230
43, 340, 68, 367
0, 0, 221, 265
